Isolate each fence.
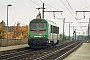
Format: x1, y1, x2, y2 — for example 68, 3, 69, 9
0, 39, 28, 47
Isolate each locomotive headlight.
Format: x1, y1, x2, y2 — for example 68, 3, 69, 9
44, 35, 47, 37
42, 36, 45, 37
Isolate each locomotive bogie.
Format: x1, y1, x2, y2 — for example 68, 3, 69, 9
48, 33, 60, 44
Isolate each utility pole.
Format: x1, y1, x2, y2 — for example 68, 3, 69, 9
70, 26, 76, 40
36, 3, 45, 19
65, 22, 72, 41
63, 18, 65, 41
81, 26, 88, 40
42, 3, 44, 18
73, 26, 75, 40
88, 23, 89, 40
69, 23, 70, 41
75, 29, 76, 40
80, 22, 88, 40
89, 18, 90, 41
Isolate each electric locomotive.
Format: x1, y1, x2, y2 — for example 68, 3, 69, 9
28, 15, 60, 48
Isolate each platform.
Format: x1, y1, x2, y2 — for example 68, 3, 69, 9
64, 43, 90, 60
0, 44, 29, 52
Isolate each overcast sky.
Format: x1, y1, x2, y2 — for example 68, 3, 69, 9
0, 0, 90, 36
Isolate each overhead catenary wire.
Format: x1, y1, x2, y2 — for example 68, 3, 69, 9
80, 5, 90, 10
30, 0, 81, 35
29, 0, 60, 20
66, 0, 77, 16
30, 0, 57, 19
61, 0, 81, 30
44, 3, 64, 18
29, 0, 40, 6
45, 4, 58, 10
77, 5, 90, 32
39, 0, 58, 10
30, 0, 77, 24
78, 5, 90, 31
38, 0, 87, 34
45, 6, 64, 20
39, 0, 54, 17
79, 5, 90, 31
61, 0, 83, 30
39, 0, 43, 3
39, 0, 64, 20
61, 0, 77, 19
47, 2, 64, 18
29, 0, 43, 17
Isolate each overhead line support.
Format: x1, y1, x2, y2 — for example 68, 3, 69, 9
44, 11, 63, 19
79, 22, 88, 23
36, 3, 45, 19
65, 22, 73, 41
76, 11, 90, 12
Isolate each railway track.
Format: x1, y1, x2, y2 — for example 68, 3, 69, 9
35, 41, 82, 60
0, 41, 82, 60
0, 47, 32, 60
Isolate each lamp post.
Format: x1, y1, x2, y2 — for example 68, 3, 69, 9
6, 4, 12, 46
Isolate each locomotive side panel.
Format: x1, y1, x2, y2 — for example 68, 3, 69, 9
48, 24, 60, 44
48, 33, 60, 43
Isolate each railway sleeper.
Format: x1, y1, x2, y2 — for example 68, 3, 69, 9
55, 42, 82, 60
1, 52, 16, 59
35, 42, 80, 60
1, 54, 10, 59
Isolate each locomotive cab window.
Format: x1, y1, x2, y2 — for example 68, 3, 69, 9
30, 22, 46, 30
51, 25, 59, 33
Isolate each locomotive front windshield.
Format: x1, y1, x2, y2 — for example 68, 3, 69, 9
30, 22, 46, 30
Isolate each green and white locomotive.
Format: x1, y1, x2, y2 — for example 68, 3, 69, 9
28, 17, 60, 48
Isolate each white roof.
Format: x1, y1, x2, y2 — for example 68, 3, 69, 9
46, 19, 58, 27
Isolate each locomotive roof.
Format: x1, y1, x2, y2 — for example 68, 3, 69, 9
46, 19, 58, 27
31, 18, 59, 27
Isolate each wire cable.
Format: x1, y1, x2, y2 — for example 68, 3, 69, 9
44, 4, 64, 18
61, 0, 83, 29
39, 0, 64, 20
29, 0, 40, 6
39, 0, 43, 3
66, 0, 77, 16
45, 9, 63, 21
80, 5, 90, 10
66, 0, 81, 26
61, 0, 77, 19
